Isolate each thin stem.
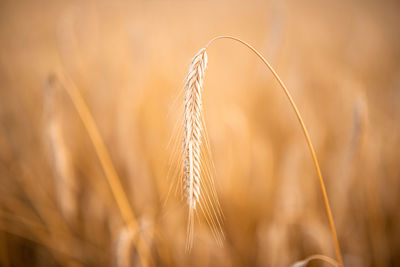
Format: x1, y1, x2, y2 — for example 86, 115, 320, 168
205, 36, 343, 267
55, 71, 153, 267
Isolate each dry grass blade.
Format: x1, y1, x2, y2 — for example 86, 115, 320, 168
53, 71, 153, 267
0, 209, 91, 265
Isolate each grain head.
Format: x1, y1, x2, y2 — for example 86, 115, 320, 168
182, 47, 224, 251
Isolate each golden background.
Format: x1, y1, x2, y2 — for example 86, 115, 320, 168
0, 0, 399, 266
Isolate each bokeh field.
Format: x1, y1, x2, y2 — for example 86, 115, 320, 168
0, 0, 399, 266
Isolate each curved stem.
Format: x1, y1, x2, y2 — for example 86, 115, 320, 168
205, 36, 343, 267
299, 254, 339, 267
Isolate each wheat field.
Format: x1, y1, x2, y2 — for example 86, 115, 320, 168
0, 0, 399, 266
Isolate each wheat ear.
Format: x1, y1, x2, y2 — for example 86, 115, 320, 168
182, 36, 343, 267
183, 48, 224, 251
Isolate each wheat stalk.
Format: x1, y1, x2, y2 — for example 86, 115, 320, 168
181, 36, 343, 267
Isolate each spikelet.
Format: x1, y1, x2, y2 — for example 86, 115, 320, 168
182, 48, 224, 251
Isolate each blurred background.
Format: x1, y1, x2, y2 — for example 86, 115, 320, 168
0, 0, 399, 266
